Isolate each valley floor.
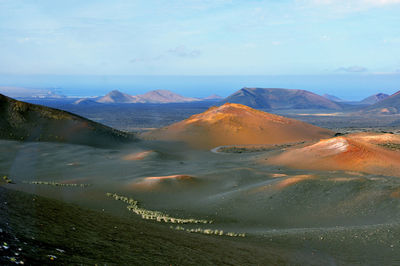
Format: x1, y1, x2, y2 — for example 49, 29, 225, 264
2, 135, 400, 265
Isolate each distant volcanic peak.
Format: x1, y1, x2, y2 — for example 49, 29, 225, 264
203, 94, 223, 100
138, 89, 199, 103
97, 90, 135, 103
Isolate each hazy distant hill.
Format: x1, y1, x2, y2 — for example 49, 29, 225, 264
77, 89, 200, 104
143, 103, 334, 149
137, 89, 200, 103
73, 98, 102, 105
360, 93, 389, 105
203, 94, 223, 101
0, 94, 135, 146
322, 94, 347, 102
362, 91, 400, 114
221, 88, 342, 110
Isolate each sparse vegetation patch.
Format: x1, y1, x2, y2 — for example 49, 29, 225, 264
378, 143, 400, 151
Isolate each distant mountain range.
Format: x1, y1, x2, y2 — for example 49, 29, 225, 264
75, 90, 220, 105
221, 88, 342, 110
0, 94, 135, 147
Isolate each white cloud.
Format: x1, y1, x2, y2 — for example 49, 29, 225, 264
0, 87, 61, 98
303, 0, 400, 12
336, 66, 368, 72
167, 46, 201, 58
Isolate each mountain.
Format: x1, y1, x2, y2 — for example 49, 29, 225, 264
96, 90, 138, 103
0, 94, 135, 147
203, 94, 223, 101
136, 90, 200, 103
269, 132, 400, 177
142, 103, 334, 149
221, 88, 342, 110
360, 93, 389, 105
322, 94, 346, 102
362, 91, 400, 114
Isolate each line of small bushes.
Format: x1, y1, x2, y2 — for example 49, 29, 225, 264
170, 225, 246, 237
24, 181, 90, 187
106, 192, 212, 224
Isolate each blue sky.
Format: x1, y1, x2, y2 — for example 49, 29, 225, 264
0, 0, 400, 98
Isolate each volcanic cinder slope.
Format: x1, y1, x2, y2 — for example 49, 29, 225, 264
268, 132, 400, 177
142, 103, 334, 149
221, 88, 342, 110
0, 94, 134, 147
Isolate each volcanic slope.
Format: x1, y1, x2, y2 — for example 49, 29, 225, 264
268, 132, 400, 177
360, 93, 389, 105
0, 94, 134, 147
362, 91, 400, 114
221, 88, 342, 110
142, 103, 334, 149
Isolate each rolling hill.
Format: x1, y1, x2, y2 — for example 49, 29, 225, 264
221, 88, 342, 110
0, 94, 135, 147
142, 103, 334, 149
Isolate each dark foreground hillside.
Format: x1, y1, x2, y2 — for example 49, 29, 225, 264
0, 186, 299, 265
0, 94, 135, 147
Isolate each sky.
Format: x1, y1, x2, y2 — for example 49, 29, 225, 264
0, 0, 400, 99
